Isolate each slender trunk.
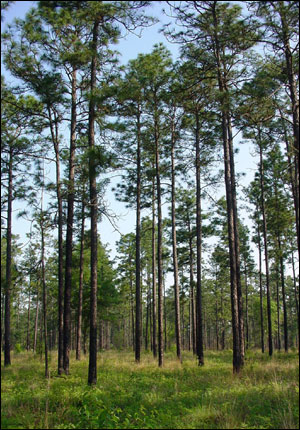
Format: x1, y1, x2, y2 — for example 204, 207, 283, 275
26, 288, 31, 351
145, 286, 150, 351
257, 219, 265, 353
76, 203, 85, 360
291, 252, 299, 351
278, 239, 288, 352
221, 285, 225, 350
245, 267, 249, 349
280, 11, 300, 263
164, 275, 167, 352
63, 68, 77, 375
4, 147, 13, 366
48, 107, 64, 375
215, 294, 219, 350
212, 3, 241, 372
276, 265, 281, 351
129, 262, 135, 350
227, 116, 244, 364
171, 110, 182, 362
152, 174, 157, 358
195, 110, 204, 366
33, 290, 39, 352
155, 100, 164, 367
259, 134, 273, 356
135, 108, 142, 363
188, 225, 196, 355
41, 174, 49, 379
88, 19, 100, 386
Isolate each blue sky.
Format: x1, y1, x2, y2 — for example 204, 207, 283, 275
2, 1, 258, 276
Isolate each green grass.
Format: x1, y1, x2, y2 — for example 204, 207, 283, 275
1, 349, 299, 429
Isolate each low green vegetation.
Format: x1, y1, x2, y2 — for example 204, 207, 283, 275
1, 350, 299, 429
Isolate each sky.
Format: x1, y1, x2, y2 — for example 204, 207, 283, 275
2, 1, 259, 278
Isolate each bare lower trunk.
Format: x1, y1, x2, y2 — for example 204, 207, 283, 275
152, 175, 157, 358
88, 19, 100, 386
135, 108, 142, 363
63, 68, 77, 375
195, 111, 204, 366
76, 203, 85, 360
257, 221, 265, 353
4, 148, 13, 366
259, 136, 273, 356
171, 112, 182, 362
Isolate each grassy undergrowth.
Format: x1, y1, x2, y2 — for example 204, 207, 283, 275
1, 349, 299, 429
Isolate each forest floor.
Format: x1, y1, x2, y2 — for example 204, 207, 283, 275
1, 349, 299, 429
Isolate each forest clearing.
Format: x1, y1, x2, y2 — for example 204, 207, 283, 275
2, 349, 299, 429
1, 1, 299, 429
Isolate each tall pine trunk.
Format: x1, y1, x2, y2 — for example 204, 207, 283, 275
195, 111, 204, 366
63, 68, 77, 375
135, 108, 142, 363
212, 3, 243, 372
280, 10, 300, 264
171, 110, 182, 362
48, 106, 64, 375
278, 239, 288, 352
152, 174, 157, 358
4, 147, 13, 366
259, 135, 273, 356
76, 202, 85, 360
154, 99, 164, 367
257, 219, 265, 353
88, 18, 100, 385
40, 169, 49, 379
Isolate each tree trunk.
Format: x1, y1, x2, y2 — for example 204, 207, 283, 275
171, 110, 182, 362
280, 9, 300, 264
63, 68, 77, 375
195, 110, 204, 366
227, 116, 245, 364
257, 219, 265, 353
88, 18, 100, 386
4, 147, 13, 366
276, 265, 281, 351
259, 135, 273, 356
244, 266, 249, 349
152, 174, 157, 358
291, 252, 299, 352
135, 108, 142, 363
41, 177, 49, 379
26, 288, 31, 351
76, 202, 85, 360
48, 106, 64, 375
154, 101, 164, 366
33, 290, 39, 353
212, 3, 242, 372
278, 239, 288, 352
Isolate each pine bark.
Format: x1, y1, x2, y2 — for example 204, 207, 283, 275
171, 111, 182, 362
257, 220, 265, 353
76, 202, 85, 360
195, 111, 204, 366
154, 98, 164, 367
152, 175, 157, 358
259, 136, 273, 356
4, 147, 13, 366
135, 108, 141, 363
212, 2, 243, 372
47, 106, 64, 375
63, 68, 77, 375
88, 18, 100, 386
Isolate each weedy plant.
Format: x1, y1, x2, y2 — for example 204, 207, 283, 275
1, 349, 299, 429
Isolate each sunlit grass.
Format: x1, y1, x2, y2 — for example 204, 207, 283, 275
1, 349, 299, 429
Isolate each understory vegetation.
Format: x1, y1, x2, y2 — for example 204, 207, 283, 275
1, 350, 299, 429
